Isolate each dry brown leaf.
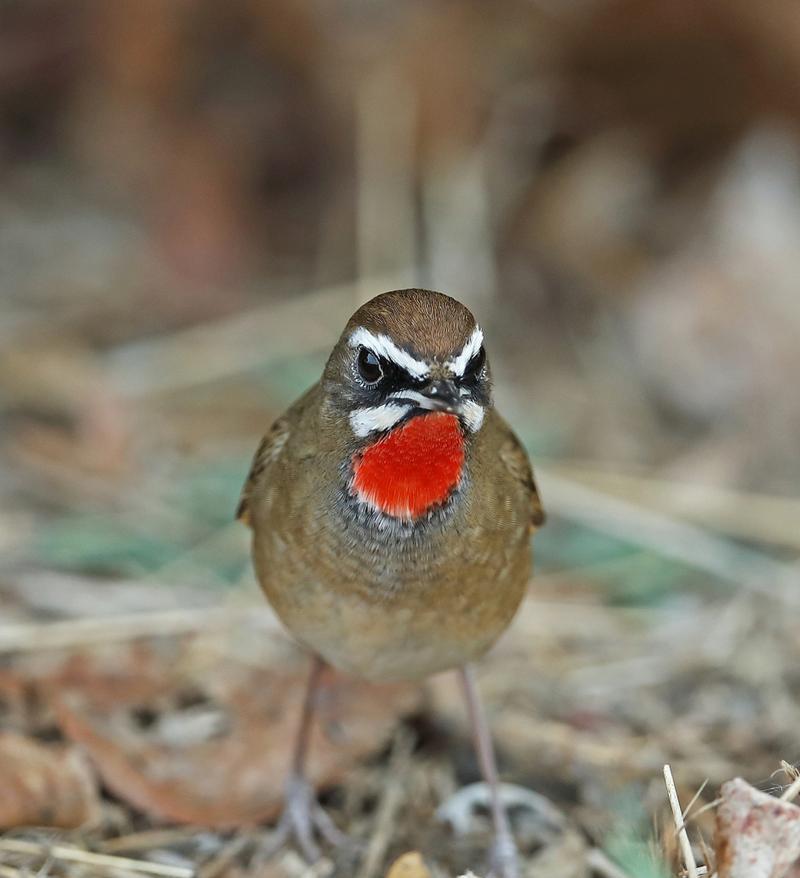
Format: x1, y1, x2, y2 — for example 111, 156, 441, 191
385, 851, 432, 878
48, 643, 420, 827
0, 731, 101, 829
715, 777, 800, 878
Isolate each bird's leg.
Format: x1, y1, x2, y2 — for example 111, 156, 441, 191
261, 655, 350, 862
458, 665, 519, 878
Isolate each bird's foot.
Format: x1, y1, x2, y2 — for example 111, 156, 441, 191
260, 775, 351, 863
436, 781, 564, 837
488, 830, 519, 878
437, 782, 566, 878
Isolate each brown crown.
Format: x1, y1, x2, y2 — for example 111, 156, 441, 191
344, 289, 477, 361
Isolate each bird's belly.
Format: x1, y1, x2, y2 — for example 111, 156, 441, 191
299, 599, 507, 681
264, 581, 524, 681
254, 531, 530, 682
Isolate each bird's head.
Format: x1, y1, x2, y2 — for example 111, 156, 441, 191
322, 289, 492, 520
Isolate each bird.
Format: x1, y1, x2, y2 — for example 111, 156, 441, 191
237, 288, 544, 878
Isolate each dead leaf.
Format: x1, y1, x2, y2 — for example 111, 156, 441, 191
49, 643, 420, 827
385, 852, 432, 878
0, 732, 101, 829
715, 777, 800, 878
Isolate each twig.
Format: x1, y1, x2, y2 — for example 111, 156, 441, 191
0, 839, 193, 878
663, 764, 698, 878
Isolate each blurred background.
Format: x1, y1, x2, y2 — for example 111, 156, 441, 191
2, 1, 800, 876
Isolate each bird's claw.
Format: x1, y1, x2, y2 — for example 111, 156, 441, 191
437, 781, 564, 837
438, 782, 567, 878
259, 775, 353, 863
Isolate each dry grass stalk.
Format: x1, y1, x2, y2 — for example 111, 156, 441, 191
780, 774, 800, 802
106, 275, 403, 400
0, 838, 193, 878
538, 468, 800, 603
547, 462, 800, 551
684, 799, 723, 824
356, 727, 416, 878
663, 764, 699, 878
681, 780, 709, 824
697, 831, 714, 877
0, 606, 266, 654
99, 830, 204, 854
197, 833, 253, 878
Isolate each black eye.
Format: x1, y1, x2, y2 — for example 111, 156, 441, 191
357, 347, 383, 384
464, 345, 486, 378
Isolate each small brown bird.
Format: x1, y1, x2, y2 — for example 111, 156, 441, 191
238, 289, 544, 877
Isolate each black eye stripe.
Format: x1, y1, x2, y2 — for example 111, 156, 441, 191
373, 356, 424, 387
389, 360, 424, 384
354, 346, 486, 405
463, 346, 486, 377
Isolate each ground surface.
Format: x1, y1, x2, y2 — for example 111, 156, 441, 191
2, 3, 800, 874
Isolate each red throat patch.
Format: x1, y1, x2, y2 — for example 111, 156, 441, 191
352, 412, 465, 519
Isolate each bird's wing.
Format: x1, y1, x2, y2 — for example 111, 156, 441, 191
496, 417, 546, 530
235, 415, 291, 527
235, 385, 317, 528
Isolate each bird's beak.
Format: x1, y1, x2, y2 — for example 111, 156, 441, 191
392, 381, 463, 415
418, 379, 461, 413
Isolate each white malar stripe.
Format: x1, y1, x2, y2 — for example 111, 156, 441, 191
448, 326, 484, 376
460, 400, 485, 432
348, 327, 430, 380
349, 403, 410, 438
388, 389, 485, 431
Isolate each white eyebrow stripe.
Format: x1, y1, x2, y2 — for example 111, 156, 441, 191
348, 327, 429, 379
448, 326, 484, 376
349, 402, 410, 438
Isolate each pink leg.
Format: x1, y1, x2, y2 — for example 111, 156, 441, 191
262, 656, 350, 862
458, 665, 519, 878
